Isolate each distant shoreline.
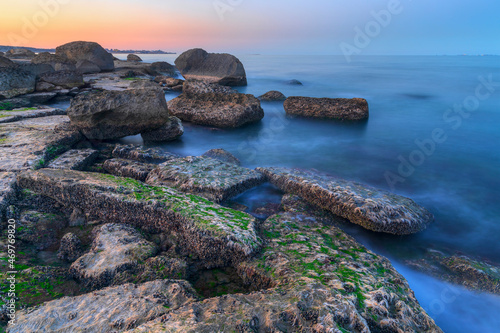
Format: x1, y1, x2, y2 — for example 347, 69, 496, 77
0, 45, 175, 55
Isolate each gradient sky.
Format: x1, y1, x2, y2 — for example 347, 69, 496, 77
1, 0, 499, 55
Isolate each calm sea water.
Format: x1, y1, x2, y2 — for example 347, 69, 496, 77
115, 54, 500, 332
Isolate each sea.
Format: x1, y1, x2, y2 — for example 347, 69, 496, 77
59, 54, 500, 332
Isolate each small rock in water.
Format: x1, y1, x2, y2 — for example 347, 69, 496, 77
127, 53, 142, 62
286, 79, 303, 85
258, 90, 287, 101
284, 96, 369, 121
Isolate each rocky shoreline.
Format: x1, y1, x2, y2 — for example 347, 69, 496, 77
1, 41, 498, 332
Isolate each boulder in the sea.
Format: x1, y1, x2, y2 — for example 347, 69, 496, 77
0, 67, 36, 99
175, 48, 247, 86
149, 61, 176, 76
5, 48, 35, 59
258, 90, 287, 101
38, 70, 84, 89
286, 79, 303, 85
257, 167, 434, 235
47, 148, 98, 170
284, 96, 369, 121
57, 232, 83, 262
202, 148, 241, 166
55, 41, 114, 72
127, 54, 142, 62
141, 116, 184, 142
31, 52, 76, 71
66, 88, 169, 140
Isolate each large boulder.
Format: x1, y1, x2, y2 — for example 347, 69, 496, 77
75, 59, 101, 73
284, 96, 369, 121
0, 55, 16, 68
175, 48, 247, 86
257, 167, 434, 235
5, 48, 35, 59
38, 70, 84, 89
55, 41, 114, 72
31, 52, 76, 71
141, 116, 184, 142
18, 63, 55, 79
148, 61, 176, 76
167, 89, 264, 128
127, 53, 142, 62
0, 67, 36, 99
66, 88, 169, 140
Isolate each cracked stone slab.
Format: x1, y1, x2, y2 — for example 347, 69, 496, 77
47, 148, 98, 171
0, 107, 65, 124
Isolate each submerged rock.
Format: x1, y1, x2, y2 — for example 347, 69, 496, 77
8, 280, 198, 333
257, 167, 434, 235
103, 158, 156, 182
47, 148, 98, 170
202, 148, 241, 166
175, 48, 247, 86
112, 144, 179, 163
141, 116, 184, 142
66, 88, 169, 140
284, 96, 369, 121
258, 90, 287, 101
56, 41, 114, 72
17, 169, 262, 268
146, 156, 266, 203
0, 67, 36, 99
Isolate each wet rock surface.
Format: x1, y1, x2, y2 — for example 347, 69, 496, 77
202, 148, 241, 166
146, 156, 266, 203
17, 210, 67, 250
258, 90, 287, 101
257, 167, 434, 235
284, 96, 369, 121
103, 158, 156, 182
47, 148, 98, 170
141, 116, 184, 142
112, 144, 179, 163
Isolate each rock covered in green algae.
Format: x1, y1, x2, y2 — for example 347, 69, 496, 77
146, 156, 266, 203
103, 158, 156, 182
8, 280, 198, 333
47, 148, 98, 171
258, 167, 433, 235
17, 168, 262, 268
16, 210, 67, 250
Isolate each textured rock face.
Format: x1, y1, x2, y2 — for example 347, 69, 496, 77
38, 70, 84, 89
8, 280, 198, 333
167, 91, 264, 128
202, 148, 241, 166
258, 90, 287, 101
17, 210, 67, 250
47, 148, 98, 170
112, 144, 179, 163
5, 48, 35, 59
129, 210, 442, 333
0, 55, 17, 68
17, 169, 262, 268
257, 167, 434, 235
70, 223, 158, 288
128, 79, 161, 90
182, 80, 236, 95
141, 116, 184, 142
127, 54, 143, 62
0, 107, 64, 124
284, 96, 369, 121
57, 232, 83, 262
146, 156, 266, 203
149, 61, 176, 76
103, 158, 156, 182
31, 52, 76, 71
75, 59, 101, 74
0, 67, 36, 99
66, 88, 170, 140
56, 41, 114, 72
19, 63, 55, 79
0, 172, 17, 218
175, 48, 247, 86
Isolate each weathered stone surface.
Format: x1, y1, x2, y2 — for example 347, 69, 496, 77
0, 67, 36, 99
155, 76, 183, 87
31, 52, 76, 71
141, 116, 184, 142
8, 280, 198, 333
128, 79, 161, 90
23, 92, 57, 104
17, 169, 262, 268
47, 148, 98, 170
0, 107, 65, 124
75, 59, 101, 74
0, 55, 17, 67
67, 88, 169, 140
0, 115, 83, 172
182, 80, 236, 95
38, 70, 84, 89
19, 63, 55, 79
0, 172, 17, 219
129, 211, 442, 333
56, 41, 114, 72
103, 158, 156, 182
146, 156, 265, 203
5, 48, 35, 59
17, 210, 67, 250
35, 81, 56, 92
284, 96, 369, 121
202, 148, 240, 166
0, 98, 31, 111
70, 223, 157, 288
257, 167, 434, 235
175, 48, 247, 86
258, 90, 287, 101
167, 91, 264, 128
112, 144, 179, 163
149, 61, 176, 76
127, 54, 143, 62
57, 232, 83, 262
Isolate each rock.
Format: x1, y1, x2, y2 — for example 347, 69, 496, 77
128, 79, 161, 90
175, 48, 247, 86
103, 158, 156, 182
141, 116, 184, 142
23, 92, 57, 104
70, 223, 157, 288
127, 54, 143, 62
202, 148, 240, 165
56, 41, 114, 72
284, 96, 369, 121
47, 148, 98, 170
112, 144, 179, 163
66, 88, 169, 140
8, 280, 197, 333
257, 167, 434, 235
5, 48, 35, 59
57, 232, 83, 262
75, 59, 101, 74
0, 55, 17, 68
69, 207, 86, 226
0, 106, 64, 124
38, 70, 84, 89
35, 81, 56, 92
0, 172, 17, 220
19, 63, 55, 79
0, 67, 36, 99
131, 210, 442, 333
0, 98, 31, 111
31, 52, 76, 71
17, 168, 262, 268
154, 76, 183, 87
167, 91, 264, 128
146, 156, 266, 203
286, 79, 303, 85
149, 61, 176, 76
17, 210, 67, 250
0, 115, 83, 172
182, 79, 236, 95
258, 90, 287, 101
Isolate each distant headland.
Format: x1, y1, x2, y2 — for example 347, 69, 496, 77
0, 45, 175, 55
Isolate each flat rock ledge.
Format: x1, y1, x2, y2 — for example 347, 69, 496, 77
257, 167, 433, 235
17, 168, 262, 268
284, 96, 369, 121
146, 156, 266, 203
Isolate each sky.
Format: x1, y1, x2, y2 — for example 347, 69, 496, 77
0, 0, 499, 55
